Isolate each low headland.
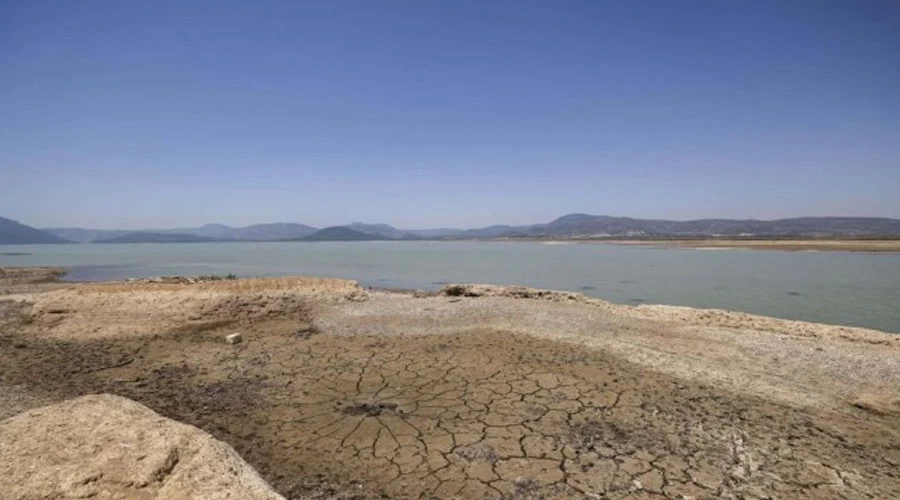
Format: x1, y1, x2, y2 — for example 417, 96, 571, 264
2, 267, 899, 499
599, 238, 900, 252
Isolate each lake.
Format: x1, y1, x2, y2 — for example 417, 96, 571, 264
1, 241, 898, 333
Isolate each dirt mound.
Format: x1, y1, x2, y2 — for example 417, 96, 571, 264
0, 394, 284, 500
11, 276, 367, 340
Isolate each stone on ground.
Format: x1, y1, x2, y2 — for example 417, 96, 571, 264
0, 394, 284, 500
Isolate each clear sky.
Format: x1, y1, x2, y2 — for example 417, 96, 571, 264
2, 1, 899, 229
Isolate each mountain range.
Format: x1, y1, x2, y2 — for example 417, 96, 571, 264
94, 232, 220, 244
492, 214, 900, 239
1, 215, 900, 245
0, 217, 71, 244
43, 222, 319, 243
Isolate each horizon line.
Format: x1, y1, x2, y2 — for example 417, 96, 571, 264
31, 213, 900, 232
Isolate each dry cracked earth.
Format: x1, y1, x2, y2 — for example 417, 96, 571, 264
1, 273, 900, 499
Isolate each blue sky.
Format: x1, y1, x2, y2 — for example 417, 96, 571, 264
2, 1, 898, 229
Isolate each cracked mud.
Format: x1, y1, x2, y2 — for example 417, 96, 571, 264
3, 320, 899, 499
2, 272, 900, 499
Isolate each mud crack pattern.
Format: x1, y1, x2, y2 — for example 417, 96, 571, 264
2, 323, 899, 499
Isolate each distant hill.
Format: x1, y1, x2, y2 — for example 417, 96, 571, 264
173, 223, 318, 241
42, 228, 129, 243
300, 226, 384, 241
36, 215, 900, 244
515, 215, 900, 239
94, 232, 219, 243
232, 223, 318, 240
173, 224, 235, 240
457, 224, 528, 238
345, 223, 421, 240
405, 228, 466, 238
45, 223, 319, 242
0, 217, 71, 244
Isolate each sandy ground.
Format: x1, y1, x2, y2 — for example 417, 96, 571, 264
2, 268, 900, 499
603, 239, 900, 252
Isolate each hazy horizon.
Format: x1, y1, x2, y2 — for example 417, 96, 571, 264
19, 212, 900, 233
15, 209, 900, 233
4, 1, 899, 229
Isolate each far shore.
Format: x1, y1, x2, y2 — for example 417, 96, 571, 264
588, 238, 900, 252
5, 237, 900, 252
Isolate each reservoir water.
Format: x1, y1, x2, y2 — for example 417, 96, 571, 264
1, 241, 898, 333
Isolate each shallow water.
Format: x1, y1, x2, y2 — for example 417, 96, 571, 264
1, 241, 898, 333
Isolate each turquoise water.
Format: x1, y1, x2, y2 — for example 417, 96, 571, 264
1, 241, 898, 333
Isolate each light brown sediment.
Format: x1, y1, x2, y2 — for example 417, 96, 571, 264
0, 266, 69, 295
0, 394, 285, 500
2, 272, 900, 499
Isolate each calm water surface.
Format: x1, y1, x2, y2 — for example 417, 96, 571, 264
1, 241, 898, 333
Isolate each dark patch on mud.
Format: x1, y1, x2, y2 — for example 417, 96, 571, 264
166, 319, 236, 336
455, 442, 500, 464
568, 419, 631, 453
442, 285, 468, 297
341, 402, 399, 417
786, 291, 803, 296
293, 324, 320, 340
579, 286, 596, 291
512, 478, 542, 500
126, 364, 263, 413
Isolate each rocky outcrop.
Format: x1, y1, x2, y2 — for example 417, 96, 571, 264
0, 394, 284, 500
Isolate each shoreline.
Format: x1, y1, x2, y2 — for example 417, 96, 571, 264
5, 237, 900, 252
3, 266, 898, 335
583, 238, 900, 252
4, 266, 897, 374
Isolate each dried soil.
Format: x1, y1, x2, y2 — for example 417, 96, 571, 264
2, 272, 900, 499
1, 324, 898, 498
